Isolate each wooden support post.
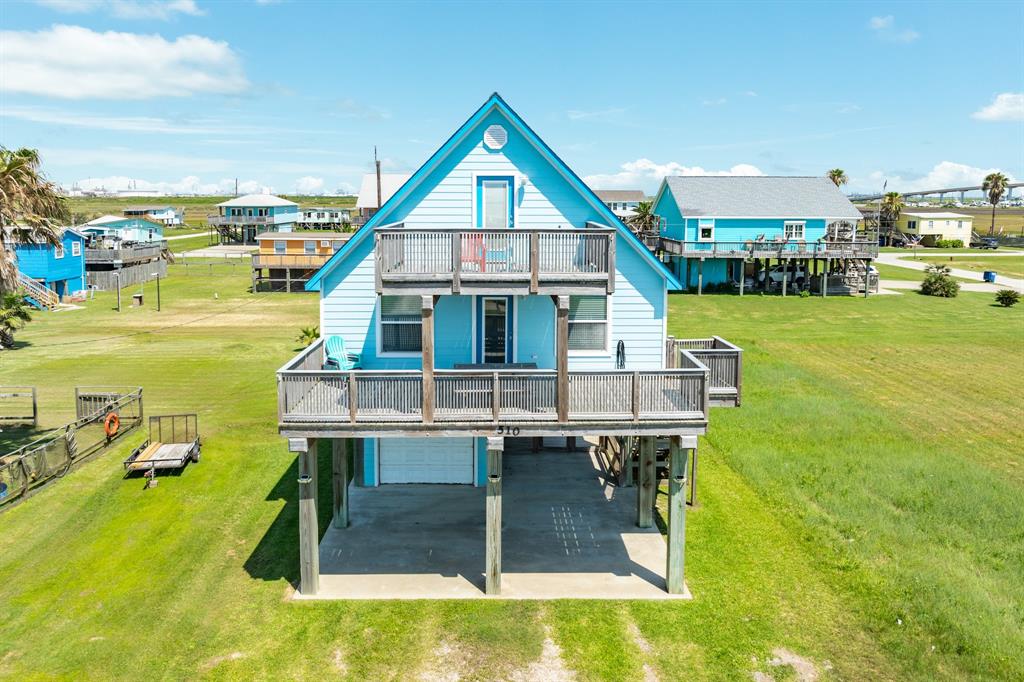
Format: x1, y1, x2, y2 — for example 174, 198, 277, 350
864, 259, 871, 298
286, 267, 292, 294
606, 232, 616, 294
666, 435, 689, 594
738, 260, 745, 296
555, 295, 569, 423
293, 438, 319, 596
636, 436, 656, 528
452, 231, 462, 294
529, 231, 539, 293
822, 259, 829, 298
485, 436, 503, 595
621, 436, 635, 487
566, 437, 575, 452
531, 436, 541, 453
421, 296, 435, 424
689, 444, 699, 507
781, 262, 788, 297
332, 439, 349, 529
685, 258, 692, 290
697, 258, 704, 296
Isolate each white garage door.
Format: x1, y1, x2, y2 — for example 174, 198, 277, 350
379, 437, 474, 484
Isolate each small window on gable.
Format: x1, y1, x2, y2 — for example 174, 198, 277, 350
784, 221, 805, 240
568, 295, 608, 352
72, 241, 81, 257
380, 295, 422, 353
697, 218, 715, 241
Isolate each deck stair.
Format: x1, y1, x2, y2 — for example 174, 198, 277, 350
16, 272, 59, 310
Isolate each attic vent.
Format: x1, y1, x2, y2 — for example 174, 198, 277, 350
483, 125, 507, 150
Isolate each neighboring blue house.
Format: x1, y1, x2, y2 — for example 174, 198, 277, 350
651, 176, 875, 293
14, 228, 87, 304
210, 194, 300, 243
275, 94, 742, 598
122, 205, 184, 226
81, 215, 165, 243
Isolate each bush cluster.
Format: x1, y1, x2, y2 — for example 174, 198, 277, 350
934, 239, 964, 249
919, 264, 960, 298
995, 289, 1020, 307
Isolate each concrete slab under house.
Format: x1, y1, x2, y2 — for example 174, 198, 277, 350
276, 93, 743, 599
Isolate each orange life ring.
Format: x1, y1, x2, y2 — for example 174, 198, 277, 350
103, 412, 120, 437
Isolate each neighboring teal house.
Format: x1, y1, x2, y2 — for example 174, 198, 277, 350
81, 215, 165, 243
210, 194, 300, 243
651, 176, 873, 292
14, 228, 87, 304
274, 94, 743, 598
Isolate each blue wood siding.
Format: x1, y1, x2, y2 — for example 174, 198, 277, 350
14, 231, 86, 296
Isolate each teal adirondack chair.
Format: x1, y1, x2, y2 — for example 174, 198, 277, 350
323, 335, 361, 370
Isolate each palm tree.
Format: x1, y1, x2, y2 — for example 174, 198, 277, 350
827, 168, 848, 188
0, 147, 69, 292
296, 325, 320, 347
982, 172, 1010, 236
627, 201, 659, 236
0, 291, 32, 349
880, 191, 904, 226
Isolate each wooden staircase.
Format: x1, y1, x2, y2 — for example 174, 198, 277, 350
16, 272, 60, 310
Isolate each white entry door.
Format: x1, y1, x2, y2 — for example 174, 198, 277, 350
379, 437, 474, 484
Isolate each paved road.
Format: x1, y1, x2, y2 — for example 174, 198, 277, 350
164, 229, 216, 241
877, 252, 1024, 293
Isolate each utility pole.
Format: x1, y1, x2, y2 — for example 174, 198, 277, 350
375, 146, 382, 209
234, 178, 239, 197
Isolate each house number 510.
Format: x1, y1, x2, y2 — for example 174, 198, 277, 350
495, 425, 520, 436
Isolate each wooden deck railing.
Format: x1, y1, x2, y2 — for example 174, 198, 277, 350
277, 339, 708, 431
207, 214, 278, 226
252, 254, 330, 268
85, 242, 166, 264
374, 227, 616, 295
658, 238, 878, 259
666, 336, 743, 406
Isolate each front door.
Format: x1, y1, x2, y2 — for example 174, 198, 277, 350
479, 296, 513, 363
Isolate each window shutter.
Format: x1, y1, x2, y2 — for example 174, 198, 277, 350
569, 295, 606, 321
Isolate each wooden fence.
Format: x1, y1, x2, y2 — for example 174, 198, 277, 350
666, 336, 743, 406
0, 387, 37, 426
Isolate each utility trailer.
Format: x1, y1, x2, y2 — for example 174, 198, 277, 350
124, 414, 200, 476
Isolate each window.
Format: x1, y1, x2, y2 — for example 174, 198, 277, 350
332, 240, 344, 252
697, 218, 715, 241
304, 241, 316, 254
482, 180, 510, 228
568, 295, 608, 352
380, 296, 422, 353
320, 240, 331, 248
957, 220, 963, 228
908, 220, 917, 230
928, 221, 934, 228
274, 240, 286, 254
54, 245, 65, 259
71, 241, 81, 257
783, 221, 805, 240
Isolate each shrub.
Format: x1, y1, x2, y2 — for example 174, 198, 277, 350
919, 264, 960, 298
995, 289, 1020, 307
934, 239, 964, 249
799, 289, 811, 298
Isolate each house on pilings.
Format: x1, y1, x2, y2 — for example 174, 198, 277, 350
276, 93, 743, 599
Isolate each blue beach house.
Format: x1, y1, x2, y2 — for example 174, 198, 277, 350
13, 228, 87, 306
651, 176, 875, 294
210, 194, 300, 244
81, 215, 165, 244
275, 94, 743, 598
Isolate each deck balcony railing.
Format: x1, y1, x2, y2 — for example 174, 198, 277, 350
276, 338, 709, 435
85, 242, 166, 264
666, 336, 743, 406
207, 214, 277, 226
657, 238, 878, 260
252, 253, 330, 269
374, 226, 616, 295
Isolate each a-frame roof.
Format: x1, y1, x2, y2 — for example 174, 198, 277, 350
307, 93, 681, 291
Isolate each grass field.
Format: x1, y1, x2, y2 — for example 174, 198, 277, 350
0, 270, 1020, 680
906, 255, 1024, 279
67, 195, 357, 229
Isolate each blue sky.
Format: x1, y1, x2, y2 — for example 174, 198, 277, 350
1, 0, 1022, 196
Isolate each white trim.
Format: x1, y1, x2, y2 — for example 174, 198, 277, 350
682, 215, 861, 221
697, 218, 715, 242
566, 294, 612, 357
71, 241, 81, 257
470, 171, 519, 230
375, 294, 423, 358
783, 221, 806, 240
54, 244, 65, 259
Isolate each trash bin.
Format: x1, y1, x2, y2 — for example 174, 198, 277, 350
132, 293, 144, 306
983, 271, 997, 283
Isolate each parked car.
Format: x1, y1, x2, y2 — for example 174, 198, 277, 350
977, 237, 999, 250
758, 264, 807, 286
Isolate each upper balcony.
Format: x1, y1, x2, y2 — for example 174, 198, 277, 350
374, 226, 616, 296
252, 253, 330, 269
208, 214, 278, 226
85, 242, 166, 265
655, 238, 878, 260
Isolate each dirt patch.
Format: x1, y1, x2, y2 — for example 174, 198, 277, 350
627, 621, 659, 682
418, 640, 469, 682
509, 628, 575, 682
331, 648, 347, 674
752, 647, 819, 682
201, 651, 246, 672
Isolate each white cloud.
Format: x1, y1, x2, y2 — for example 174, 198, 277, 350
69, 175, 269, 195
0, 25, 247, 99
585, 159, 764, 193
864, 161, 1016, 193
295, 176, 324, 194
35, 0, 204, 19
869, 15, 919, 43
971, 93, 1024, 122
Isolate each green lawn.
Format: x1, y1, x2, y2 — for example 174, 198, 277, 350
0, 271, 1021, 680
905, 255, 1024, 280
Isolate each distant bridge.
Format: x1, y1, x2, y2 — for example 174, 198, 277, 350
854, 182, 1022, 202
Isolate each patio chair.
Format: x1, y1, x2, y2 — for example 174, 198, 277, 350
324, 335, 361, 371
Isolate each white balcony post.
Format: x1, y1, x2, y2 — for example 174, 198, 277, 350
421, 296, 435, 424
485, 436, 503, 595
555, 295, 569, 423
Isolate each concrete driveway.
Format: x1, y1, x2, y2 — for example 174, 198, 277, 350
305, 446, 686, 600
877, 251, 1024, 292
